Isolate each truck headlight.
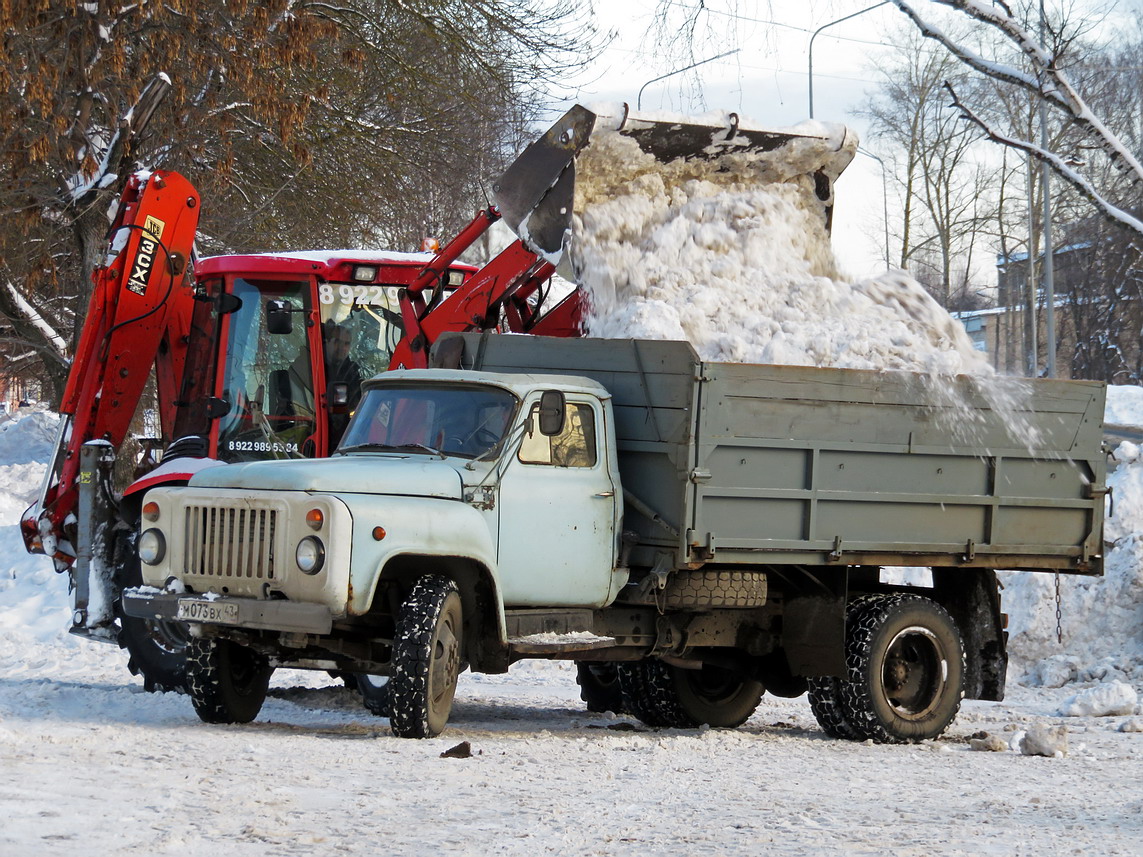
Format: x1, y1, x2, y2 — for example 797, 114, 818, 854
139, 529, 166, 565
296, 536, 325, 574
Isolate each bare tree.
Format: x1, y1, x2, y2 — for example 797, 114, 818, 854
860, 26, 1001, 308
0, 0, 598, 405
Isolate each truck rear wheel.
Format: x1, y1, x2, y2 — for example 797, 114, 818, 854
807, 595, 883, 738
618, 660, 763, 728
840, 594, 965, 743
806, 677, 856, 738
186, 637, 273, 724
388, 575, 463, 739
576, 662, 625, 714
114, 531, 189, 694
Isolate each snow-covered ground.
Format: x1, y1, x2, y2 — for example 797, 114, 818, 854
2, 398, 1142, 856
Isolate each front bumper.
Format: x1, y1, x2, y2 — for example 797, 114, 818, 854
122, 588, 333, 635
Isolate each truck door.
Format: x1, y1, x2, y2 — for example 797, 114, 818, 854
496, 395, 619, 607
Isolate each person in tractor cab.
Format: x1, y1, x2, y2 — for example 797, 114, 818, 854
323, 320, 363, 446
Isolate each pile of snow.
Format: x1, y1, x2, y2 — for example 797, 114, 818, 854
1004, 438, 1143, 691
1105, 384, 1143, 426
570, 126, 988, 376
0, 410, 76, 647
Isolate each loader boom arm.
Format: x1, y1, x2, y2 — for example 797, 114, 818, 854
22, 170, 201, 562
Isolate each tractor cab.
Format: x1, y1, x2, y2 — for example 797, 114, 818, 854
174, 251, 477, 463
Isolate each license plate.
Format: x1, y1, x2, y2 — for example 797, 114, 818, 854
176, 598, 240, 624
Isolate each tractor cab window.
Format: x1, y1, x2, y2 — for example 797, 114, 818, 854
216, 278, 313, 462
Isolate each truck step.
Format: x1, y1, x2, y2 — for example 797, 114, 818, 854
507, 632, 618, 654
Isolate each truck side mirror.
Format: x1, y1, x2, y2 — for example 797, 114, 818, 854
538, 390, 566, 436
266, 300, 293, 334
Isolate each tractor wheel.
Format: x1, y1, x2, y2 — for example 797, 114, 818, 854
114, 531, 189, 693
840, 594, 965, 743
388, 576, 463, 738
185, 636, 273, 724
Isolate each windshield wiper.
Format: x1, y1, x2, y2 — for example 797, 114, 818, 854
339, 442, 446, 459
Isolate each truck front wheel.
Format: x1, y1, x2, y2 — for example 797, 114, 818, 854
186, 637, 273, 724
840, 594, 965, 743
388, 575, 463, 738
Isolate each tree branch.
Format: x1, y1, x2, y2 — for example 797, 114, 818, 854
944, 83, 1143, 239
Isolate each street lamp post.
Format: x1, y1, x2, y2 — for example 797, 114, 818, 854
808, 2, 889, 118
637, 49, 740, 111
858, 147, 892, 268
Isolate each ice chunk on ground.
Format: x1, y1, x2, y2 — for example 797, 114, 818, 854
1019, 725, 1068, 757
1057, 680, 1139, 717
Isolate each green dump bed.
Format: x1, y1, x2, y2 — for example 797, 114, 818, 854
441, 334, 1107, 574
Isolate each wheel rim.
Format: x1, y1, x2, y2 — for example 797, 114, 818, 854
428, 595, 462, 717
880, 625, 947, 720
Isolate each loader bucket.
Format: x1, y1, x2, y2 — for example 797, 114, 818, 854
492, 103, 857, 263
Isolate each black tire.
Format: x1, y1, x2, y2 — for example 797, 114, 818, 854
357, 674, 391, 718
576, 662, 626, 714
114, 530, 189, 693
186, 636, 273, 724
840, 594, 965, 744
388, 576, 463, 738
806, 595, 883, 739
618, 660, 763, 728
807, 677, 857, 739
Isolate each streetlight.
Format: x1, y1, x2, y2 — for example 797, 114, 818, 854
858, 147, 892, 269
637, 49, 741, 111
808, 2, 889, 118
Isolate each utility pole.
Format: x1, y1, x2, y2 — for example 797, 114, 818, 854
1040, 0, 1057, 377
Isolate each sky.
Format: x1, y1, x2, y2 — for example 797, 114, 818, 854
547, 0, 912, 278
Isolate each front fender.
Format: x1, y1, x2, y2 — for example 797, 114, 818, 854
344, 494, 503, 632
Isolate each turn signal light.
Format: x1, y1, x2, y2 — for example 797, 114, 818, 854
142, 502, 160, 522
372, 526, 386, 541
305, 508, 324, 530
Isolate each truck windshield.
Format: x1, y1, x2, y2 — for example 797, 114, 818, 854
340, 384, 518, 459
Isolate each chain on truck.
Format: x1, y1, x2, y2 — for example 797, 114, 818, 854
119, 104, 1108, 743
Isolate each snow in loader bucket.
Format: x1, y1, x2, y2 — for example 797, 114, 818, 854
492, 102, 858, 263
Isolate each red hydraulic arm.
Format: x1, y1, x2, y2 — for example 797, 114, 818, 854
22, 170, 201, 563
390, 206, 578, 370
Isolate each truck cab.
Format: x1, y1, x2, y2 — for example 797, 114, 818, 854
126, 369, 626, 733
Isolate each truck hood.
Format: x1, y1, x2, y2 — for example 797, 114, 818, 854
188, 454, 465, 500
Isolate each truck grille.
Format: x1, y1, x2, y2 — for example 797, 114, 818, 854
183, 505, 278, 580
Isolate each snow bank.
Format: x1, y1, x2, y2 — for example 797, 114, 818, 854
1003, 439, 1143, 689
0, 411, 76, 648
1105, 384, 1143, 427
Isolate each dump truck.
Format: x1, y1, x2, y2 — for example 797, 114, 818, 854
123, 331, 1107, 742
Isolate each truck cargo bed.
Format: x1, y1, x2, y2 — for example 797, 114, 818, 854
439, 334, 1106, 574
